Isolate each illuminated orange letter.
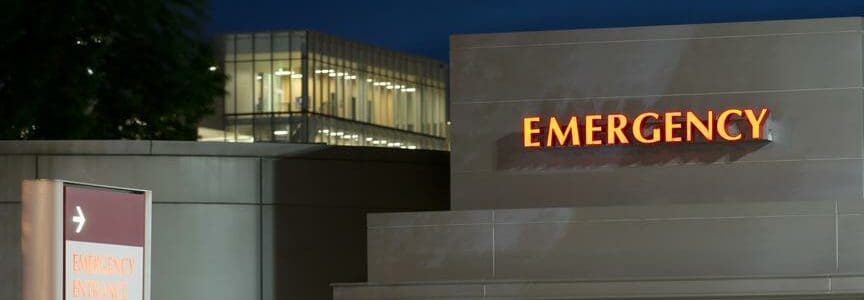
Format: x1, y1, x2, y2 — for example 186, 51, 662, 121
523, 117, 541, 147
607, 114, 629, 145
546, 116, 581, 146
664, 112, 683, 142
686, 111, 714, 142
717, 109, 743, 141
584, 115, 602, 145
632, 112, 661, 144
744, 108, 770, 140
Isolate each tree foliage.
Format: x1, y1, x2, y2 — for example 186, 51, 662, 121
0, 0, 225, 140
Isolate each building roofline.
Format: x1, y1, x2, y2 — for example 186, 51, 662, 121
216, 29, 447, 66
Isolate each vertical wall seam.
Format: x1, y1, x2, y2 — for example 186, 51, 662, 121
269, 32, 275, 142
232, 34, 238, 141
491, 210, 496, 279
34, 154, 39, 179
857, 24, 864, 276
258, 157, 264, 300
835, 200, 840, 273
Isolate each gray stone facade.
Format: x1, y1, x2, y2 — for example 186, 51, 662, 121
334, 17, 864, 299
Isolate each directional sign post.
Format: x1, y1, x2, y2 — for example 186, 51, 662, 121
22, 180, 151, 300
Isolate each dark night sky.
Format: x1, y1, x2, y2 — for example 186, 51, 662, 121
208, 0, 864, 61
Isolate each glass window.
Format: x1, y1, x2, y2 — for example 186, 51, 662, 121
291, 32, 305, 59
253, 61, 272, 113
235, 62, 254, 113
308, 57, 317, 114
235, 34, 253, 61
253, 116, 272, 142
405, 88, 417, 132
224, 62, 235, 114
224, 116, 237, 142
345, 70, 359, 120
325, 65, 337, 116
236, 123, 254, 143
226, 119, 254, 143
270, 113, 306, 143
223, 35, 235, 62
315, 63, 339, 116
357, 71, 371, 123
273, 33, 291, 60
254, 33, 272, 60
311, 59, 321, 114
273, 60, 303, 112
220, 31, 448, 149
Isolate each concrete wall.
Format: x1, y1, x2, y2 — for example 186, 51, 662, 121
365, 203, 844, 282
334, 17, 864, 299
340, 202, 864, 299
0, 140, 448, 300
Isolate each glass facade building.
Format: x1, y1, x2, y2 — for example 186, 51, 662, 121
217, 31, 449, 150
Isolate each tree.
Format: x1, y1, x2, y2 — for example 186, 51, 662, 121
0, 0, 225, 140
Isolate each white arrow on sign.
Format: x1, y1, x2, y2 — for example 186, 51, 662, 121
72, 206, 86, 233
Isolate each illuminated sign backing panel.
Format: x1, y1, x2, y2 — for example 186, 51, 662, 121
63, 185, 146, 300
65, 241, 143, 299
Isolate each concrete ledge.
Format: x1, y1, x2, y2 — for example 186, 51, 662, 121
333, 274, 864, 299
368, 210, 491, 228
0, 140, 324, 157
0, 140, 152, 155
0, 141, 448, 163
150, 140, 325, 157
365, 204, 854, 282
368, 202, 841, 227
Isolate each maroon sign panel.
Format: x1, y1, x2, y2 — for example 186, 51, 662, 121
63, 185, 146, 246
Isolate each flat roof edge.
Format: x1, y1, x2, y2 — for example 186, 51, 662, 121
0, 140, 448, 162
450, 16, 864, 50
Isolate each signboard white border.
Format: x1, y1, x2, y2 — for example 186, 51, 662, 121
22, 179, 151, 300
